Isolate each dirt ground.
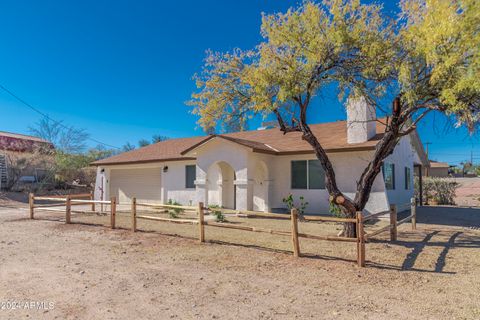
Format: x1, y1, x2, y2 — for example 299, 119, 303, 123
454, 177, 480, 207
1, 196, 480, 319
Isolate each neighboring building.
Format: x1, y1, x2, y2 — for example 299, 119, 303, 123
428, 161, 450, 177
92, 100, 428, 214
0, 131, 53, 189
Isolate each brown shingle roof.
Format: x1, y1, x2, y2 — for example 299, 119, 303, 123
92, 120, 386, 166
92, 137, 206, 166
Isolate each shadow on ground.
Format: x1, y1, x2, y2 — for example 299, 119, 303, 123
417, 205, 480, 229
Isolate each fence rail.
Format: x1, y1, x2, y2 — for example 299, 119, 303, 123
29, 192, 114, 227
364, 198, 417, 241
28, 193, 419, 268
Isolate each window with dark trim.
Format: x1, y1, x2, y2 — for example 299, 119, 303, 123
291, 160, 325, 190
185, 165, 196, 189
382, 163, 395, 190
405, 167, 411, 190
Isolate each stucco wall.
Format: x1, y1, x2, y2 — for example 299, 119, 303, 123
94, 134, 417, 214
383, 135, 415, 211
268, 151, 389, 215
192, 138, 250, 210
162, 160, 197, 206
95, 160, 197, 206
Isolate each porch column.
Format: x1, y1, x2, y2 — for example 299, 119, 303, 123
264, 180, 273, 212
418, 166, 423, 206
195, 179, 208, 206
234, 179, 253, 211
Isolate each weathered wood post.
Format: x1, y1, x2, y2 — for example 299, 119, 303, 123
411, 197, 417, 230
90, 191, 95, 212
110, 197, 116, 229
198, 202, 205, 243
66, 195, 72, 224
356, 211, 365, 267
389, 204, 397, 241
291, 208, 300, 257
131, 197, 137, 232
29, 193, 34, 219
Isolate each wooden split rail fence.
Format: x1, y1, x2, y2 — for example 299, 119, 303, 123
29, 193, 418, 268
29, 192, 115, 226
363, 198, 417, 242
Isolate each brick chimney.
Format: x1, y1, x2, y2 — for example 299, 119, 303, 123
346, 96, 376, 144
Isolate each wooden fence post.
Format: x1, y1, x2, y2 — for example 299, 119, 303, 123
389, 204, 397, 241
111, 197, 116, 229
291, 208, 300, 257
29, 193, 34, 219
66, 195, 71, 224
356, 212, 365, 267
411, 197, 417, 230
198, 202, 205, 243
90, 191, 95, 212
131, 197, 137, 232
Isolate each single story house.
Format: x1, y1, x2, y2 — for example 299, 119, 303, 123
92, 99, 428, 214
427, 161, 451, 177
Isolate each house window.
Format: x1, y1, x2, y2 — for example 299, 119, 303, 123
185, 165, 196, 189
291, 160, 325, 189
405, 167, 411, 190
382, 163, 395, 190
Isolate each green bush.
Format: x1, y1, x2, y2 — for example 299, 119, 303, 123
414, 177, 458, 205
282, 194, 309, 216
167, 199, 184, 218
213, 210, 227, 222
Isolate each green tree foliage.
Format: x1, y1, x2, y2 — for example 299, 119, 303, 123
189, 0, 479, 236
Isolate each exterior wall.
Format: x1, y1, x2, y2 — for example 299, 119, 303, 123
94, 160, 197, 206
162, 160, 197, 206
94, 134, 418, 214
193, 138, 251, 210
268, 151, 389, 215
428, 167, 449, 177
383, 135, 416, 211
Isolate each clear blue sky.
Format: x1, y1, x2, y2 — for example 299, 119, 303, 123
0, 0, 478, 165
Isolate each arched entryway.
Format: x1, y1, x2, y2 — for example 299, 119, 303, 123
206, 161, 236, 209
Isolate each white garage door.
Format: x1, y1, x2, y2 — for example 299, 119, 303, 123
110, 168, 161, 203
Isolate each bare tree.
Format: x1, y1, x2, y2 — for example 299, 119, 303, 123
29, 117, 89, 154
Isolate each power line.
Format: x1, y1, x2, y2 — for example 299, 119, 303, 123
0, 83, 120, 150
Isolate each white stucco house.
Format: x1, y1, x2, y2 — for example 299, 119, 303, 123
92, 100, 428, 214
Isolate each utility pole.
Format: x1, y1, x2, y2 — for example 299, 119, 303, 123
425, 142, 432, 177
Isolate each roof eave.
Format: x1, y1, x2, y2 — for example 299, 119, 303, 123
91, 157, 197, 167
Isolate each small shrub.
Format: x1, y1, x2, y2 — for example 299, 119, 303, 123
213, 210, 227, 222
167, 199, 184, 218
207, 205, 226, 222
414, 177, 458, 205
329, 201, 343, 218
168, 210, 179, 219
282, 194, 309, 218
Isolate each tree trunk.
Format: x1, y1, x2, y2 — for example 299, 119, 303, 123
299, 123, 358, 238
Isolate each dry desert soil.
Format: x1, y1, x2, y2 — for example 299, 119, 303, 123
1, 193, 480, 319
